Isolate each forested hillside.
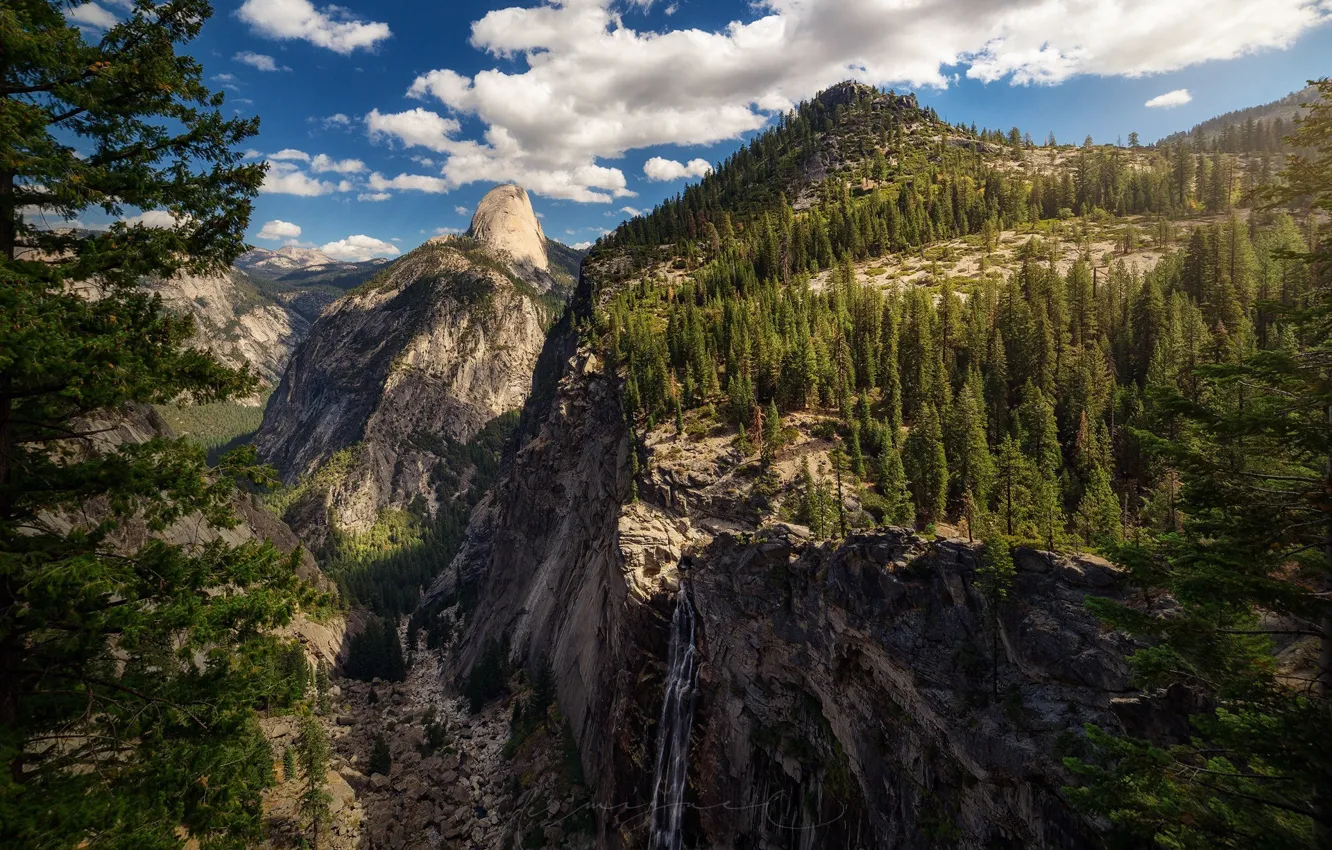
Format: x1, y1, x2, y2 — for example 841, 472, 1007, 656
1157, 84, 1316, 151
585, 78, 1332, 848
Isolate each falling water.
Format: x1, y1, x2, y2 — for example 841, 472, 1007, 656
648, 587, 699, 850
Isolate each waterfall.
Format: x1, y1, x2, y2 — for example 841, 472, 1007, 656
648, 588, 699, 850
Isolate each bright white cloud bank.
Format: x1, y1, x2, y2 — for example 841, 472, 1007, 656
261, 160, 354, 196
238, 0, 390, 54
643, 157, 713, 181
1145, 88, 1193, 108
257, 219, 302, 240
320, 234, 400, 261
366, 0, 1328, 203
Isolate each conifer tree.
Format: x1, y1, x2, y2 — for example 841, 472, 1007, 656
903, 403, 948, 523
296, 714, 331, 849
877, 442, 914, 527
0, 2, 308, 845
1069, 79, 1332, 849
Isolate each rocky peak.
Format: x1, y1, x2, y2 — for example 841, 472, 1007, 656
461, 184, 548, 273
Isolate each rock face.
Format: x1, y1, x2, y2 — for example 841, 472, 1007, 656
145, 269, 309, 391
461, 184, 550, 280
438, 257, 1179, 849
254, 212, 562, 544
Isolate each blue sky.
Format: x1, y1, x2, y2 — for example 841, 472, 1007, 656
69, 0, 1332, 260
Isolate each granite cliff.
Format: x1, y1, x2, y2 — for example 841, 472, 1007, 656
427, 252, 1179, 849
254, 186, 577, 547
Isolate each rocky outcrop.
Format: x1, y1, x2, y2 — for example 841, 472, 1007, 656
254, 227, 559, 545
438, 256, 1177, 849
145, 269, 309, 391
465, 184, 549, 275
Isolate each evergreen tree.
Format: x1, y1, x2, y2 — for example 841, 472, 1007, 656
296, 714, 331, 850
977, 536, 1016, 701
1069, 79, 1332, 849
876, 442, 914, 527
1073, 463, 1123, 547
903, 403, 948, 523
368, 732, 392, 777
0, 2, 305, 846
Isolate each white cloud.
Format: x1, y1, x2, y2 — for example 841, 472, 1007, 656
317, 113, 352, 129
238, 0, 391, 54
358, 191, 392, 202
269, 148, 311, 162
311, 153, 366, 173
319, 234, 400, 261
619, 206, 644, 216
242, 149, 264, 160
260, 160, 352, 196
122, 209, 186, 228
234, 51, 289, 72
366, 171, 449, 194
66, 3, 117, 29
257, 219, 302, 240
1145, 88, 1193, 108
213, 73, 237, 83
643, 157, 712, 182
572, 241, 593, 250
433, 226, 465, 236
380, 0, 1330, 203
454, 205, 471, 215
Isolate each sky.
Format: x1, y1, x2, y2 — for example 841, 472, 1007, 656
65, 0, 1332, 261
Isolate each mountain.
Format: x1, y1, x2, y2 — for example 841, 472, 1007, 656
236, 245, 337, 279
422, 81, 1208, 848
253, 185, 573, 597
144, 268, 310, 392
1155, 84, 1317, 151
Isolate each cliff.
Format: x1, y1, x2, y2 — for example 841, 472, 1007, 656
145, 268, 310, 392
254, 188, 569, 548
432, 254, 1180, 849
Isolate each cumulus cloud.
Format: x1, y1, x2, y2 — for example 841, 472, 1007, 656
260, 160, 353, 196
357, 191, 392, 202
234, 51, 289, 72
377, 0, 1329, 203
319, 234, 400, 261
238, 0, 390, 54
620, 206, 645, 216
257, 219, 303, 240
311, 153, 366, 173
643, 157, 712, 181
367, 172, 449, 194
317, 113, 352, 129
433, 226, 465, 236
66, 3, 117, 29
454, 205, 470, 215
269, 148, 310, 162
572, 241, 593, 250
122, 209, 186, 228
1145, 88, 1193, 108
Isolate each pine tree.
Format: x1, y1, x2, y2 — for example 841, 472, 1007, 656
1068, 80, 1332, 849
1073, 463, 1122, 546
977, 536, 1016, 701
369, 732, 392, 777
0, 3, 305, 845
296, 714, 332, 849
903, 402, 948, 523
877, 442, 914, 527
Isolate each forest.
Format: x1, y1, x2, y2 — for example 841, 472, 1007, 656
593, 80, 1332, 848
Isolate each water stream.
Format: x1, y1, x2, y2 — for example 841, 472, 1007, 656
648, 587, 699, 850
